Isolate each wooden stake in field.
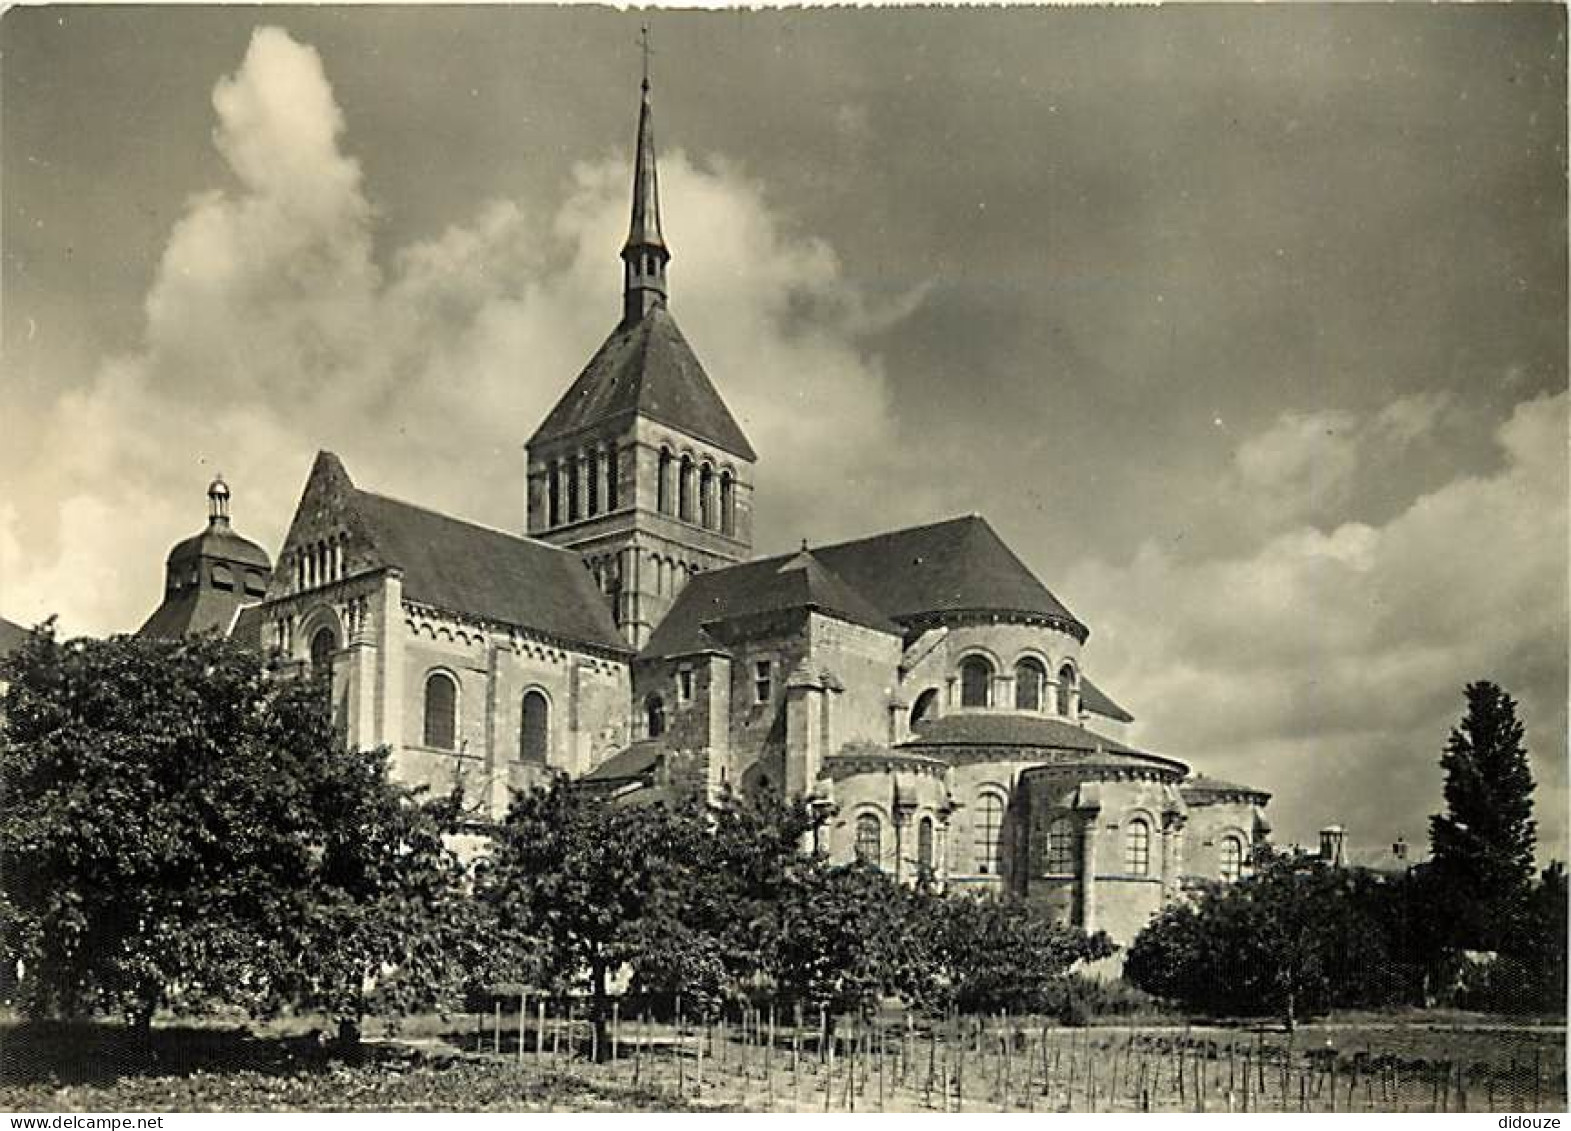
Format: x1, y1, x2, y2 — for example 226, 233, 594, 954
493, 999, 502, 1055
612, 1001, 620, 1064
676, 995, 686, 1098
538, 998, 547, 1064
518, 992, 527, 1065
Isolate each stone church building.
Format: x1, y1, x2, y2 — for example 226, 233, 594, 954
139, 72, 1269, 946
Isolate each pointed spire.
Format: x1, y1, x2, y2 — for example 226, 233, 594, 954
622, 25, 670, 325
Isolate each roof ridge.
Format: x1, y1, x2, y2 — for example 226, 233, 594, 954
352, 487, 582, 559
815, 512, 986, 555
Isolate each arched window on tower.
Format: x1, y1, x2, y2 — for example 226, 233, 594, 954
1015, 657, 1046, 711
974, 792, 1005, 874
699, 463, 715, 529
678, 455, 695, 522
1219, 835, 1245, 883
423, 672, 458, 751
720, 471, 735, 535
960, 656, 994, 708
1046, 816, 1077, 874
1056, 663, 1078, 717
645, 694, 667, 739
587, 449, 600, 517
566, 456, 581, 523
547, 460, 559, 525
855, 813, 882, 867
1125, 818, 1151, 876
910, 687, 940, 730
310, 626, 336, 678
657, 449, 673, 514
917, 816, 935, 877
520, 690, 549, 764
605, 446, 619, 511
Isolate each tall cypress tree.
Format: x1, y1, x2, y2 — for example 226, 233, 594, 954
1428, 680, 1537, 951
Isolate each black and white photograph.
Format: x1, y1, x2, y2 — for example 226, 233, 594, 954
0, 1, 1566, 1117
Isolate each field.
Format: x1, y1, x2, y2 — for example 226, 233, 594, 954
2, 1009, 1565, 1113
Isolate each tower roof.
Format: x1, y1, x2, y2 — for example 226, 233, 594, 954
623, 72, 665, 255
140, 476, 272, 638
528, 305, 755, 460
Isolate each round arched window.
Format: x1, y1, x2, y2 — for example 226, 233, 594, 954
423, 672, 458, 750
1125, 818, 1151, 876
645, 694, 667, 739
959, 656, 993, 708
1015, 658, 1046, 711
309, 626, 336, 676
855, 813, 882, 867
1220, 836, 1245, 883
520, 690, 549, 764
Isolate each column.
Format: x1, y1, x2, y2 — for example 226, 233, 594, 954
1078, 813, 1100, 932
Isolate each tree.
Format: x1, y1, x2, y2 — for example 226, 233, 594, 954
0, 626, 472, 1047
1429, 681, 1538, 952
1, 629, 329, 1033
475, 780, 702, 1055
1125, 850, 1406, 1026
282, 765, 476, 1051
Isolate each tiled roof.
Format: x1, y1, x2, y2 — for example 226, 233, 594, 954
230, 605, 266, 651
165, 527, 271, 572
810, 516, 1086, 638
1080, 675, 1134, 723
139, 586, 254, 639
527, 307, 755, 461
903, 713, 1188, 776
642, 548, 898, 659
1181, 774, 1271, 802
0, 616, 31, 659
906, 712, 1139, 754
640, 514, 1087, 661
350, 489, 630, 655
581, 739, 664, 782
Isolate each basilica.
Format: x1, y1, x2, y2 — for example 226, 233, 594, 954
138, 71, 1270, 947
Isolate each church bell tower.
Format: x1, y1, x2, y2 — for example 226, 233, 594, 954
525, 53, 756, 649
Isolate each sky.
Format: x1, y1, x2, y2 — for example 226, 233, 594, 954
2, 4, 1566, 861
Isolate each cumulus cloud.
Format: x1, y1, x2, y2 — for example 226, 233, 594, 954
0, 26, 909, 635
1069, 390, 1569, 860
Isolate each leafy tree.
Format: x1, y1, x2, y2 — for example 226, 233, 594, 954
1, 629, 328, 1033
1125, 850, 1406, 1026
0, 626, 472, 1047
475, 780, 703, 1055
1429, 681, 1538, 951
928, 896, 1114, 1015
281, 764, 476, 1050
770, 861, 906, 1018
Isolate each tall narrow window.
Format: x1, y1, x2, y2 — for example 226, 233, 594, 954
1046, 816, 1076, 874
657, 449, 673, 514
1219, 836, 1244, 883
677, 667, 694, 703
678, 455, 694, 522
1056, 664, 1077, 717
960, 656, 993, 708
1015, 657, 1046, 711
720, 472, 735, 535
310, 626, 336, 677
587, 449, 600, 517
520, 690, 549, 764
1125, 818, 1151, 876
975, 792, 1004, 875
699, 463, 715, 529
566, 457, 581, 523
605, 446, 619, 511
917, 816, 935, 875
754, 660, 773, 704
423, 672, 457, 750
645, 694, 667, 739
547, 462, 560, 526
855, 813, 882, 867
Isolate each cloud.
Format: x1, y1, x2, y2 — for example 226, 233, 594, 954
1069, 390, 1569, 861
0, 26, 911, 636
